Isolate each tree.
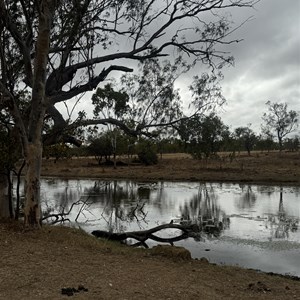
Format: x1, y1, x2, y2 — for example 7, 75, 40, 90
136, 139, 158, 165
0, 0, 257, 227
256, 133, 276, 152
177, 113, 227, 159
199, 113, 228, 157
0, 125, 22, 219
284, 136, 299, 152
92, 83, 130, 168
262, 101, 299, 151
88, 134, 114, 165
234, 125, 257, 156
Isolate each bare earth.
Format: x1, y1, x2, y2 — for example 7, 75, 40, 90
1, 152, 300, 300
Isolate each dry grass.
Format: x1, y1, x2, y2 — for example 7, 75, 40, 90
40, 151, 300, 185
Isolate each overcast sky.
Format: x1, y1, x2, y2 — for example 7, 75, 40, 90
65, 0, 299, 137
217, 0, 300, 134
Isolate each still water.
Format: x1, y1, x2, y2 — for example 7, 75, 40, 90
38, 178, 300, 277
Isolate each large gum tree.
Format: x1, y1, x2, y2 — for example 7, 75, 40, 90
0, 0, 257, 227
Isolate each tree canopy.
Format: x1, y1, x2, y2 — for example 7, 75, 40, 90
1, 0, 257, 143
0, 0, 257, 226
262, 101, 299, 151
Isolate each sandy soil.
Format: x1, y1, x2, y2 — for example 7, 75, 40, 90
1, 151, 299, 299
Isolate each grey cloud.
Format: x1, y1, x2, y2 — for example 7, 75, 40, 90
218, 0, 300, 134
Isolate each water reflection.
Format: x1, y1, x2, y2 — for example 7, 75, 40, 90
179, 184, 229, 240
82, 181, 150, 232
38, 179, 300, 277
267, 188, 298, 240
236, 184, 257, 209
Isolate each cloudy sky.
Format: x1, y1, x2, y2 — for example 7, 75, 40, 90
65, 0, 299, 136
217, 0, 300, 134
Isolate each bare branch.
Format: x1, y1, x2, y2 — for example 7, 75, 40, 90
47, 65, 133, 103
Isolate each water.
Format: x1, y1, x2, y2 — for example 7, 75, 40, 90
32, 179, 300, 277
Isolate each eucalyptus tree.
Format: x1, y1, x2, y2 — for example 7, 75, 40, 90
234, 125, 257, 156
177, 113, 227, 158
262, 101, 299, 151
0, 0, 257, 227
91, 83, 130, 168
88, 58, 187, 137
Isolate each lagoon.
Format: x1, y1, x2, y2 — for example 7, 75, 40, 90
33, 178, 300, 277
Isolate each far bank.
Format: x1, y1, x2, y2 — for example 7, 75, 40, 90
40, 151, 300, 186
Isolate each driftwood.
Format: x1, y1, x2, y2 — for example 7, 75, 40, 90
91, 223, 196, 248
42, 196, 92, 225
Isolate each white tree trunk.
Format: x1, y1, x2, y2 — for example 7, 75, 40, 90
23, 143, 43, 227
21, 0, 55, 227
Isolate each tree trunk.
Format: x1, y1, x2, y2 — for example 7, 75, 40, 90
0, 172, 10, 219
277, 130, 283, 152
15, 160, 25, 220
22, 0, 55, 228
23, 143, 43, 227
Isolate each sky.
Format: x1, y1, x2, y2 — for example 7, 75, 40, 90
63, 0, 300, 137
215, 0, 300, 134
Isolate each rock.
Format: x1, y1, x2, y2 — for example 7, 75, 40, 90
150, 245, 191, 260
61, 285, 88, 296
199, 257, 209, 264
247, 281, 271, 292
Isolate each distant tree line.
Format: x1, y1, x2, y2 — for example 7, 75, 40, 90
39, 101, 299, 165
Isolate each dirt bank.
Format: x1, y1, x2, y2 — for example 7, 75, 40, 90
1, 221, 300, 300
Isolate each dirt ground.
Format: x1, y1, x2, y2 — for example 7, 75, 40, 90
1, 151, 300, 299
1, 222, 300, 300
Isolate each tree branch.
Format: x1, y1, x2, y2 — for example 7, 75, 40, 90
0, 0, 33, 86
47, 65, 133, 103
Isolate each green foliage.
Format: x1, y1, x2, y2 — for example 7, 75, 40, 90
88, 129, 137, 164
234, 126, 257, 156
137, 141, 158, 165
0, 129, 20, 172
43, 143, 72, 162
92, 84, 129, 119
255, 134, 276, 152
178, 113, 227, 159
156, 138, 183, 155
284, 136, 299, 152
189, 73, 226, 113
120, 58, 183, 129
88, 134, 113, 164
262, 101, 299, 151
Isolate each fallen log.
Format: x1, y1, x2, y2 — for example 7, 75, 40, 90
91, 223, 194, 248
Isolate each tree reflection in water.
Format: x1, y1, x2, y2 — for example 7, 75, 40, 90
267, 187, 299, 240
236, 184, 257, 209
83, 181, 150, 233
179, 183, 230, 240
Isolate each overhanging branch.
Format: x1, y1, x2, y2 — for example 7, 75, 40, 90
48, 65, 133, 103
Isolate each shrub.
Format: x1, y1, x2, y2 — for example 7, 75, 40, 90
138, 147, 158, 165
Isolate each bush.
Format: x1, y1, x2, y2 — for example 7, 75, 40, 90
138, 147, 158, 165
